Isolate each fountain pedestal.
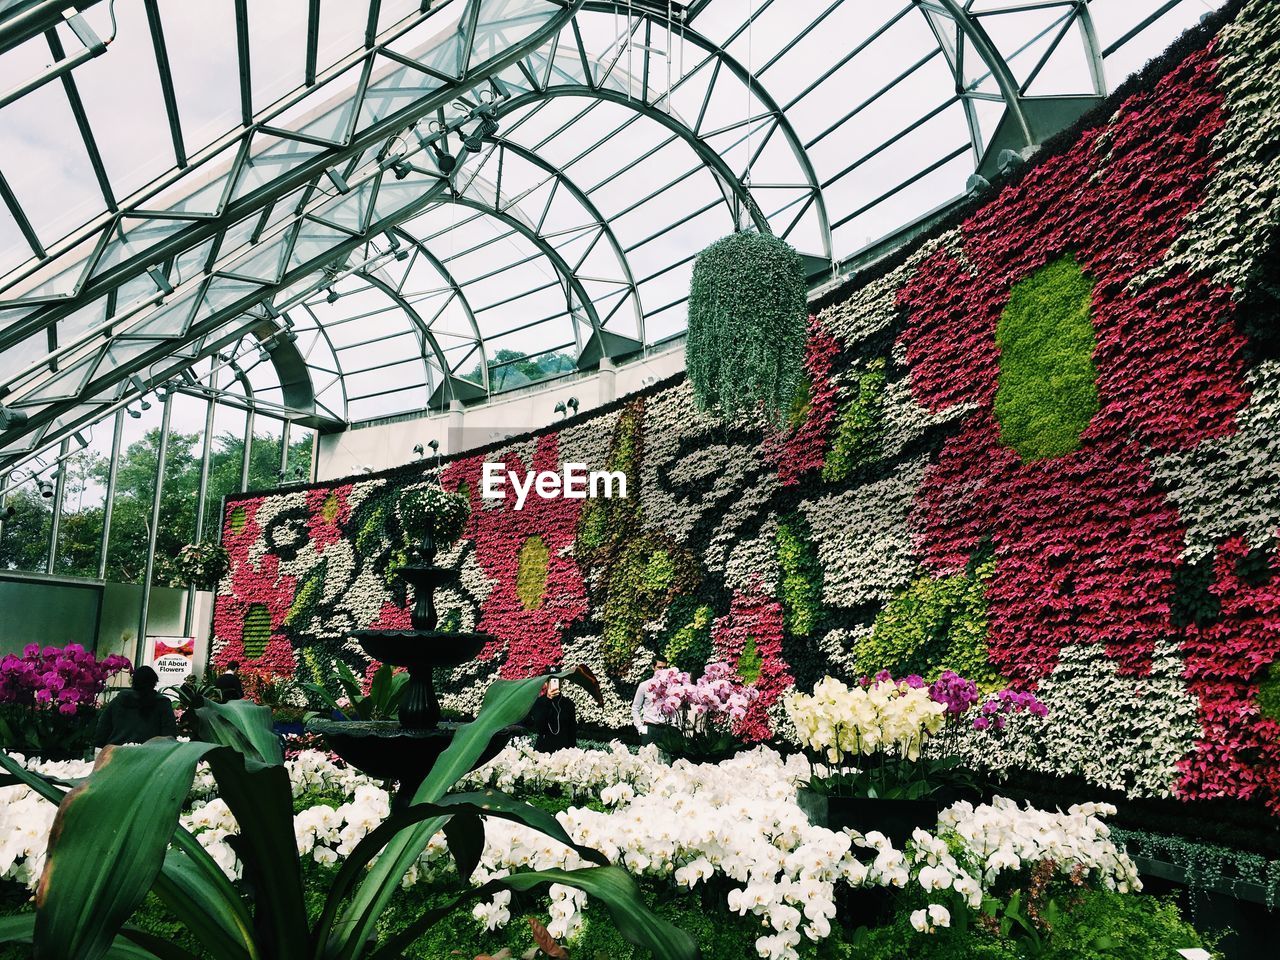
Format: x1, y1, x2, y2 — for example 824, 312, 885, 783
307, 532, 518, 807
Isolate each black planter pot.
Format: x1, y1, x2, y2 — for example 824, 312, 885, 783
797, 789, 940, 845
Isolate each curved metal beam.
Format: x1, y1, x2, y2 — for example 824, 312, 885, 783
914, 0, 1035, 147
0, 0, 586, 351
382, 227, 490, 389
580, 0, 832, 261
476, 138, 645, 342
358, 271, 460, 408
504, 85, 771, 237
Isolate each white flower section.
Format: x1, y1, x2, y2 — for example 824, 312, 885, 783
1, 746, 1141, 960
1152, 360, 1280, 561
1156, 4, 1280, 290
799, 463, 924, 608
949, 640, 1200, 797
815, 233, 958, 347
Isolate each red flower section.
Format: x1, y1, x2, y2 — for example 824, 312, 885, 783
772, 321, 841, 486
443, 434, 588, 678
211, 497, 298, 677
306, 484, 353, 551
368, 600, 411, 631
712, 587, 792, 741
918, 422, 1187, 683
900, 47, 1248, 690
1179, 538, 1280, 813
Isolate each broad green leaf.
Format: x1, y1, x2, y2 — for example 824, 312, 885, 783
0, 913, 177, 959
201, 751, 307, 960
196, 700, 284, 766
35, 740, 222, 960
323, 667, 602, 959
152, 842, 257, 960
441, 812, 484, 882
502, 867, 700, 960
1, 751, 256, 960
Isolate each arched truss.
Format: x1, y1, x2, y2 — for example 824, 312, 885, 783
0, 0, 1212, 468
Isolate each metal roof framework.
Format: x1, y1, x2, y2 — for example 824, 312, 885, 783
0, 0, 1220, 476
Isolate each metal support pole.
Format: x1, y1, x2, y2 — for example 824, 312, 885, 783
186, 367, 218, 633
98, 410, 124, 580
278, 418, 292, 480
136, 394, 174, 665
240, 407, 255, 492
44, 437, 70, 574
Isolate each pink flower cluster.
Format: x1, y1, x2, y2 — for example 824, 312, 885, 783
925, 669, 1048, 731
0, 644, 131, 716
647, 662, 759, 731
973, 688, 1049, 731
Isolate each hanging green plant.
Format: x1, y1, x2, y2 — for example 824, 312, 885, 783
685, 231, 808, 424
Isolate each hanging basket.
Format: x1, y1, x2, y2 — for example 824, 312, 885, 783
685, 231, 808, 426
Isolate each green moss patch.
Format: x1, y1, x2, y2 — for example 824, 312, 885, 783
994, 255, 1099, 461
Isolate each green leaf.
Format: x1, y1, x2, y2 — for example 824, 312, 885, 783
34, 741, 221, 960
442, 812, 484, 883
323, 667, 602, 960
1, 751, 256, 960
201, 751, 307, 960
196, 699, 284, 766
502, 867, 699, 960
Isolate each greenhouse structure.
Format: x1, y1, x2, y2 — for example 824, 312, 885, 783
0, 1, 1278, 957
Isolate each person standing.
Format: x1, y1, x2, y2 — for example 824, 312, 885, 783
95, 666, 178, 747
528, 679, 577, 753
632, 659, 668, 746
213, 660, 244, 701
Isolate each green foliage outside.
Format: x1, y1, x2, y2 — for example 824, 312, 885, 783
0, 429, 311, 584
823, 359, 887, 483
465, 348, 577, 392
994, 255, 1099, 461
516, 536, 550, 610
686, 231, 808, 425
859, 558, 1001, 688
777, 513, 823, 636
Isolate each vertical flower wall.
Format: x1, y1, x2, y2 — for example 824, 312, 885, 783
213, 1, 1280, 814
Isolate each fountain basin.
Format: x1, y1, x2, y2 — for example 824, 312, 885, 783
353, 630, 491, 669
306, 718, 522, 804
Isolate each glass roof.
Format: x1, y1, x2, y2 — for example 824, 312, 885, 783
0, 0, 1224, 469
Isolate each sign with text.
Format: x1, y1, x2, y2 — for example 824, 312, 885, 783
148, 636, 195, 688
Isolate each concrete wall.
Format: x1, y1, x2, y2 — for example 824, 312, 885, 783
316, 342, 686, 480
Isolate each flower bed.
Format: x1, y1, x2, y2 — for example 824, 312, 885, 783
0, 742, 1211, 960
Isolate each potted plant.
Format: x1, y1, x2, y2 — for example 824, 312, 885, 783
645, 662, 758, 764
173, 540, 231, 588
785, 670, 1048, 843
0, 644, 131, 760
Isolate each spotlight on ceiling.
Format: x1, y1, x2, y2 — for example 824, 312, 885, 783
965, 173, 990, 193
392, 160, 412, 180
0, 405, 27, 431
412, 443, 425, 458
428, 439, 439, 454
385, 231, 411, 261
140, 399, 152, 412
996, 148, 1025, 175
326, 287, 341, 304
37, 477, 54, 499
430, 143, 458, 175
126, 406, 142, 419
566, 396, 579, 414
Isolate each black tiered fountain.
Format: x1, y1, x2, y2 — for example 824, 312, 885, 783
307, 490, 515, 808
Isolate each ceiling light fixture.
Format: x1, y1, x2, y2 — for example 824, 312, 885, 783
326, 287, 341, 304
